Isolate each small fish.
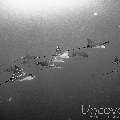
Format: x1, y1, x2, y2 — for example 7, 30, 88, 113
53, 50, 70, 59
112, 56, 120, 65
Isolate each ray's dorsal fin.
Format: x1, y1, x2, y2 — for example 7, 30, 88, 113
54, 40, 65, 55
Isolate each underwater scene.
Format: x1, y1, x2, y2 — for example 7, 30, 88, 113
0, 0, 120, 119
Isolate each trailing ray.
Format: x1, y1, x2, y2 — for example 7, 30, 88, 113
0, 65, 26, 86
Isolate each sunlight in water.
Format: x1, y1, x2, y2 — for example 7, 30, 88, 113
2, 0, 93, 16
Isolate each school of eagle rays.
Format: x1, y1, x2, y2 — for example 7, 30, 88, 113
0, 38, 119, 86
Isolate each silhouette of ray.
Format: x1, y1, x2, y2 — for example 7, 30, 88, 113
52, 42, 69, 60
83, 38, 110, 48
0, 53, 39, 75
0, 65, 27, 86
34, 55, 63, 70
51, 50, 69, 63
16, 53, 38, 66
0, 73, 35, 86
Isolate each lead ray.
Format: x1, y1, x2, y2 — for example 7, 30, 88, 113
83, 38, 110, 48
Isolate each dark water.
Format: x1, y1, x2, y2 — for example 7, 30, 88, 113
0, 0, 120, 120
